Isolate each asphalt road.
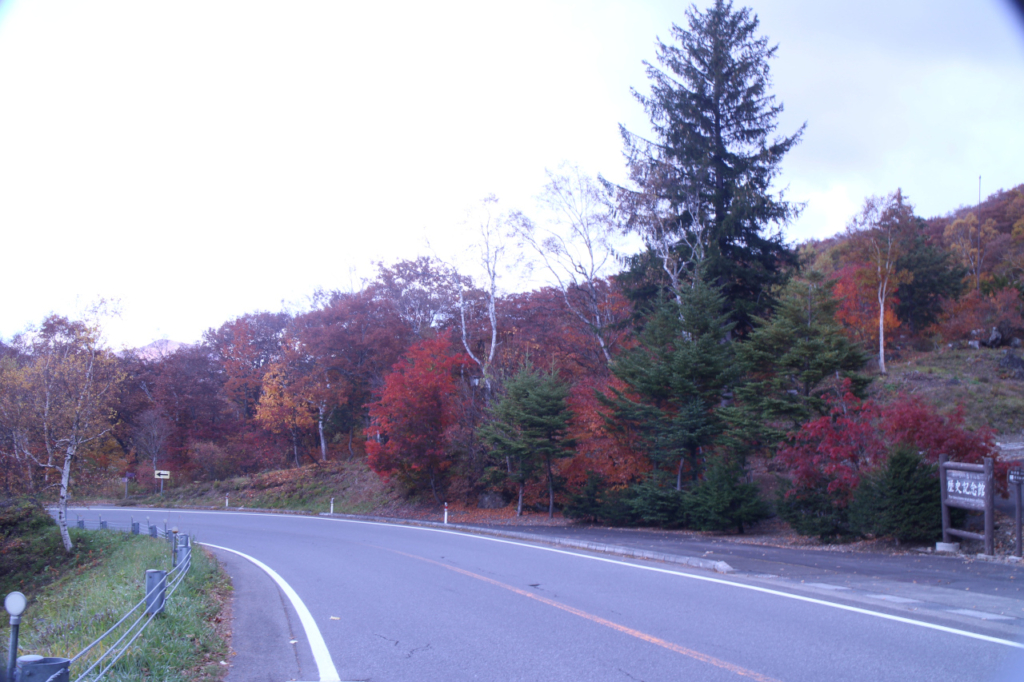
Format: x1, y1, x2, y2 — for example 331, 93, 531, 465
65, 508, 1024, 682
467, 524, 1024, 595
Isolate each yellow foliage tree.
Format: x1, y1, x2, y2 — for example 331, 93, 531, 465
944, 211, 997, 293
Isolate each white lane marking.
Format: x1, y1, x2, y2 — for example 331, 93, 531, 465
75, 508, 1024, 650
202, 542, 341, 682
948, 609, 1016, 622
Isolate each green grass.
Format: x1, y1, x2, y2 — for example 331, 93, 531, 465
0, 499, 119, 597
2, 530, 229, 682
872, 346, 1024, 434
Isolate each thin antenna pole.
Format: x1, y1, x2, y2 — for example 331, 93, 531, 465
978, 175, 981, 207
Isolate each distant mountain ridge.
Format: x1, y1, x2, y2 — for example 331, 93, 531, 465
135, 339, 185, 360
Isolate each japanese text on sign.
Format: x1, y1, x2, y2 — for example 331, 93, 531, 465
945, 469, 986, 510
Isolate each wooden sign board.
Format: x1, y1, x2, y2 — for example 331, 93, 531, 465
944, 469, 988, 510
939, 455, 994, 556
154, 470, 170, 479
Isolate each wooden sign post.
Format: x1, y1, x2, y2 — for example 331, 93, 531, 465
1009, 467, 1024, 559
939, 455, 994, 556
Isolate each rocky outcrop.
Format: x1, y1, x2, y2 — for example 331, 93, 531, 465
998, 350, 1024, 380
477, 492, 507, 509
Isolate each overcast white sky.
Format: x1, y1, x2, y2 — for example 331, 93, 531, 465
0, 0, 1022, 348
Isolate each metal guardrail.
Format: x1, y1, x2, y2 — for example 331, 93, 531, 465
6, 520, 193, 682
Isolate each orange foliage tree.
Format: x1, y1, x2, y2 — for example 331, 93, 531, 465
832, 263, 902, 351
560, 375, 650, 492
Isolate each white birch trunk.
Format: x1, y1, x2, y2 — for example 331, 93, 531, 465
57, 444, 75, 552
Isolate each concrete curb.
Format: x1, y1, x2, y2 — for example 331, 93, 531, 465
317, 512, 737, 574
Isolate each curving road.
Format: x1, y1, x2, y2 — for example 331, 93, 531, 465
66, 508, 1024, 682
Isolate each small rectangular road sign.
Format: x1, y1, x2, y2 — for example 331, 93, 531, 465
1009, 468, 1024, 485
154, 470, 170, 480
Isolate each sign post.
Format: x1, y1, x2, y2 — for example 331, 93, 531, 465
154, 470, 170, 495
1009, 467, 1024, 558
939, 454, 994, 556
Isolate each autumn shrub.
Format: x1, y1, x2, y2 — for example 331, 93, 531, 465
848, 444, 941, 544
881, 394, 1004, 494
776, 480, 855, 539
564, 472, 639, 525
188, 441, 236, 481
628, 477, 690, 528
934, 288, 1024, 342
776, 384, 998, 539
776, 387, 886, 517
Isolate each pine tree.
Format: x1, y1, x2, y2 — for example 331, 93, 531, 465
736, 271, 869, 446
849, 444, 942, 544
482, 363, 574, 517
606, 281, 741, 489
689, 455, 769, 533
616, 0, 803, 332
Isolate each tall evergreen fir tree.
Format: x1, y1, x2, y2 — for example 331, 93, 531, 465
736, 271, 869, 446
606, 281, 741, 490
894, 226, 967, 336
482, 363, 574, 517
616, 0, 803, 332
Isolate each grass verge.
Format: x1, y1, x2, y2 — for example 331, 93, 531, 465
870, 346, 1024, 434
117, 459, 394, 515
2, 527, 230, 682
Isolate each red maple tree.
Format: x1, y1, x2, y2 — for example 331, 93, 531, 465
366, 334, 469, 503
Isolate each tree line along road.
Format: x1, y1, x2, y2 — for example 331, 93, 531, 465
61, 508, 1023, 682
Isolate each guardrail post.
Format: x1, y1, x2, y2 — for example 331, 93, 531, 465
171, 529, 180, 567
14, 655, 69, 682
76, 517, 84, 530
145, 570, 167, 615
99, 515, 106, 530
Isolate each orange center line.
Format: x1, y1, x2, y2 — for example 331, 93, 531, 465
381, 547, 782, 682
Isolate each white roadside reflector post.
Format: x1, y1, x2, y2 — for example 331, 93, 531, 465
330, 497, 334, 515
6, 591, 27, 682
444, 502, 448, 525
